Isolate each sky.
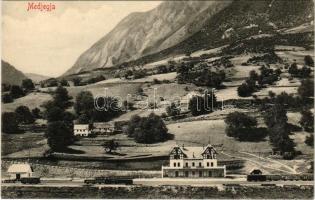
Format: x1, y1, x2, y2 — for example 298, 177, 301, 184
2, 1, 161, 77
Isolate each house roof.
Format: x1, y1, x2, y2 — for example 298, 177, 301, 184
7, 164, 33, 173
74, 124, 89, 129
175, 145, 217, 159
93, 122, 114, 128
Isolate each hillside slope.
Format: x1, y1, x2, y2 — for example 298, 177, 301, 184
25, 73, 51, 83
64, 0, 314, 76
1, 60, 27, 85
64, 1, 232, 75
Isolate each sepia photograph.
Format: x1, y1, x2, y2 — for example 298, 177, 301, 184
1, 0, 314, 199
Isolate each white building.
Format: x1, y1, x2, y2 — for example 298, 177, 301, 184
73, 124, 91, 136
162, 144, 226, 178
7, 163, 33, 180
93, 122, 115, 135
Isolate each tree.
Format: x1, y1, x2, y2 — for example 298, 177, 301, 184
299, 110, 314, 132
237, 80, 255, 97
304, 55, 314, 67
298, 79, 314, 99
249, 70, 259, 81
268, 124, 295, 154
263, 104, 288, 129
126, 113, 168, 143
45, 121, 74, 151
166, 102, 181, 116
93, 96, 121, 122
74, 91, 94, 117
2, 112, 20, 133
53, 86, 72, 109
305, 134, 314, 147
288, 62, 298, 76
72, 77, 82, 86
22, 79, 35, 91
102, 140, 119, 153
46, 106, 64, 122
77, 113, 90, 124
15, 106, 35, 124
189, 96, 206, 116
10, 85, 24, 99
60, 79, 69, 87
225, 112, 258, 140
2, 93, 13, 103
32, 107, 41, 119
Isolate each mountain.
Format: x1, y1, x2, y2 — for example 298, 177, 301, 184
64, 1, 233, 75
25, 73, 51, 83
64, 0, 314, 76
1, 60, 27, 86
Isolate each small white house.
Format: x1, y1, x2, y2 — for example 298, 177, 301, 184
73, 124, 91, 136
7, 164, 33, 180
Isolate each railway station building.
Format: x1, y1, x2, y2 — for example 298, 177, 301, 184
162, 144, 226, 178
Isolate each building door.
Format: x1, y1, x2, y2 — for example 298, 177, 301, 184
185, 171, 189, 177
175, 171, 179, 177
16, 174, 21, 180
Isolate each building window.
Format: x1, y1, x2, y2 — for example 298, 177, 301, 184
199, 162, 202, 167
178, 162, 180, 167
174, 163, 176, 167
208, 171, 212, 177
186, 163, 188, 167
211, 162, 213, 167
175, 171, 179, 177
192, 162, 195, 167
207, 155, 210, 159
199, 171, 202, 177
207, 162, 209, 167
192, 171, 195, 176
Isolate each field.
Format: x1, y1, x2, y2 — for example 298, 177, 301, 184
2, 92, 52, 112
1, 132, 46, 156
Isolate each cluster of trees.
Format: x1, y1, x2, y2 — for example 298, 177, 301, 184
121, 68, 147, 80
188, 91, 217, 116
288, 62, 311, 78
225, 112, 267, 141
246, 52, 282, 65
177, 62, 225, 88
166, 102, 181, 117
299, 109, 314, 147
126, 113, 169, 143
238, 65, 281, 97
42, 86, 74, 152
263, 104, 295, 159
2, 106, 41, 133
71, 75, 106, 86
40, 78, 69, 88
2, 79, 35, 103
74, 91, 121, 124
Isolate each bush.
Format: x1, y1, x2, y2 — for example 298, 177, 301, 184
304, 55, 314, 67
2, 93, 13, 103
237, 82, 255, 97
